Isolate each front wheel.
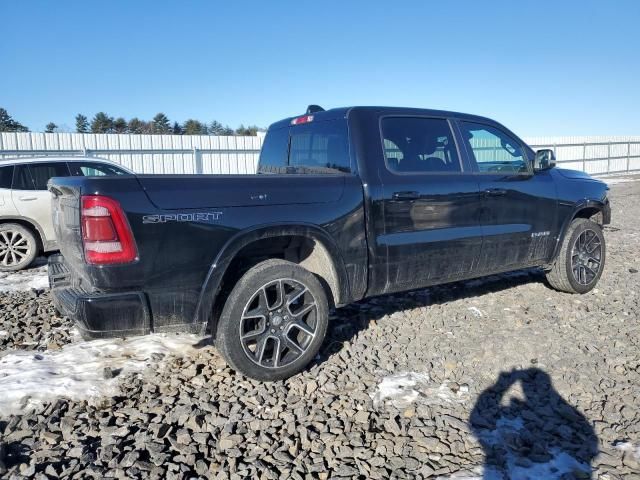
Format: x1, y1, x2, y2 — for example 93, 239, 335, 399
215, 259, 329, 381
546, 218, 606, 294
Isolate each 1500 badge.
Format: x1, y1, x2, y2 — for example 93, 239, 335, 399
142, 212, 223, 224
531, 231, 550, 238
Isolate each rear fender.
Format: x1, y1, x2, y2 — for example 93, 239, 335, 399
193, 223, 350, 332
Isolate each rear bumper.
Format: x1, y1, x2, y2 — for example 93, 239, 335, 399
49, 254, 151, 339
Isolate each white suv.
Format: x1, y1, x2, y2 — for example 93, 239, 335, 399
0, 157, 132, 271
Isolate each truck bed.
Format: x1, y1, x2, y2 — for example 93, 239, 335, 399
48, 173, 368, 337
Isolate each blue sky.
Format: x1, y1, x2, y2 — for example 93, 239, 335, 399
1, 0, 639, 136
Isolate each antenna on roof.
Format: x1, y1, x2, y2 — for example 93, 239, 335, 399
306, 105, 325, 114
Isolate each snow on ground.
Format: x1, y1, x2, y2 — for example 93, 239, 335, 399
604, 177, 638, 185
0, 264, 49, 293
598, 173, 640, 186
0, 333, 200, 416
614, 441, 640, 461
371, 371, 469, 409
438, 416, 591, 480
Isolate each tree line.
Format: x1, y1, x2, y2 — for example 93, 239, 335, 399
0, 107, 262, 136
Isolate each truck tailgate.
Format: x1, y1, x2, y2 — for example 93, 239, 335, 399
50, 181, 84, 266
136, 174, 345, 209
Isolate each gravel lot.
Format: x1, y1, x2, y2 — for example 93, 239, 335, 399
1, 178, 639, 479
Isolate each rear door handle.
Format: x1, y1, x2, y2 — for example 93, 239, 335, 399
392, 191, 420, 201
19, 196, 37, 201
483, 188, 507, 197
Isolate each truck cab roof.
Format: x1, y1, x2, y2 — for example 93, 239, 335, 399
269, 106, 500, 130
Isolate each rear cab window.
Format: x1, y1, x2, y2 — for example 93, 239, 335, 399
258, 127, 290, 174
258, 119, 351, 174
68, 162, 130, 177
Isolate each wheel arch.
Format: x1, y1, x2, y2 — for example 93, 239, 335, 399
550, 199, 609, 263
0, 216, 46, 253
194, 223, 350, 334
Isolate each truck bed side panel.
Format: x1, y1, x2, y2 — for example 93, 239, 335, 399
50, 174, 367, 334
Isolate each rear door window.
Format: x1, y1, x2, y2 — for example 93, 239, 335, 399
381, 117, 461, 173
0, 166, 14, 189
27, 162, 71, 190
12, 165, 35, 190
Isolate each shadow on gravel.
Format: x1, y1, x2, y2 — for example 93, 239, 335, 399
470, 368, 598, 479
0, 437, 31, 474
317, 268, 546, 361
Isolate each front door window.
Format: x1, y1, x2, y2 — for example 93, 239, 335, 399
460, 122, 529, 174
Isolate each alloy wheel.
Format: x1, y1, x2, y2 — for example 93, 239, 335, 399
571, 229, 602, 285
0, 230, 32, 268
239, 278, 318, 369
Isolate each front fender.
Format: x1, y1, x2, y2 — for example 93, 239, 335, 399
550, 197, 610, 263
192, 222, 350, 331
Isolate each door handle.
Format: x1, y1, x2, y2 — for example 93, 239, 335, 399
483, 188, 507, 197
19, 196, 37, 201
392, 191, 420, 201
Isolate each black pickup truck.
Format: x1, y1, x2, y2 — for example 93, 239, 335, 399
49, 106, 610, 380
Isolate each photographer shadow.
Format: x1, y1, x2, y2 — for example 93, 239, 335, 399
470, 368, 598, 479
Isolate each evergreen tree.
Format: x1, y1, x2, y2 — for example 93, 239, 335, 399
127, 118, 145, 134
235, 124, 259, 136
91, 112, 114, 133
0, 108, 29, 132
75, 114, 89, 133
183, 119, 207, 135
172, 121, 183, 135
113, 117, 128, 133
152, 113, 171, 134
220, 125, 235, 136
45, 122, 58, 133
208, 120, 224, 135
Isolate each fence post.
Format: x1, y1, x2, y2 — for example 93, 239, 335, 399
194, 148, 203, 174
606, 142, 611, 174
628, 141, 632, 173
582, 142, 586, 172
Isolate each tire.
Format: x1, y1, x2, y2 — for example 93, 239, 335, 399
0, 223, 38, 272
546, 218, 605, 294
216, 259, 329, 381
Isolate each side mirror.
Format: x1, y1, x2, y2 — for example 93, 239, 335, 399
533, 149, 556, 171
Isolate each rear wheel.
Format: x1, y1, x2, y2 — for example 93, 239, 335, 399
216, 259, 329, 381
0, 223, 38, 272
546, 218, 605, 294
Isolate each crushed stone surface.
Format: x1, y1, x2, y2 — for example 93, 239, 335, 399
0, 179, 638, 479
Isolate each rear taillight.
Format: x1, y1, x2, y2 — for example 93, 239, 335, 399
81, 195, 138, 265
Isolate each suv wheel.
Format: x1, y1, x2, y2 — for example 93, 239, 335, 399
546, 218, 605, 294
0, 223, 38, 272
216, 259, 329, 381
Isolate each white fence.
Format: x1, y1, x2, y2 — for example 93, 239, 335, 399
0, 132, 262, 174
1, 132, 640, 176
526, 135, 640, 175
